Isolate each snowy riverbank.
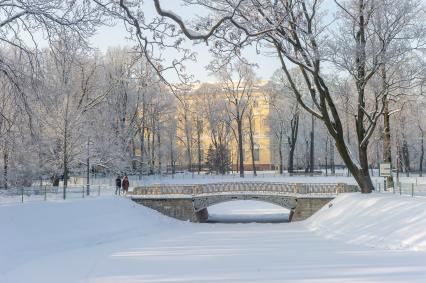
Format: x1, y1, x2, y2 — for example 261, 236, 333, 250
2, 193, 426, 282
306, 193, 426, 251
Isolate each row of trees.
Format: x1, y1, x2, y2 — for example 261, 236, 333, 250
0, 0, 425, 194
145, 0, 426, 193
0, 42, 177, 188
1, 39, 425, 188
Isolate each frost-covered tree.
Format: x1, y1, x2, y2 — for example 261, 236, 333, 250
214, 60, 255, 178
146, 0, 426, 193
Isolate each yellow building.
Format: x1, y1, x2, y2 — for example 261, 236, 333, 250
176, 81, 274, 171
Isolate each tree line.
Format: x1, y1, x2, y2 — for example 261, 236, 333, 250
0, 0, 425, 194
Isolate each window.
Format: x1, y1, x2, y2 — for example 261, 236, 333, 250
253, 145, 260, 161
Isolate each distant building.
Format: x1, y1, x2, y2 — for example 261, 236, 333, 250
175, 81, 274, 172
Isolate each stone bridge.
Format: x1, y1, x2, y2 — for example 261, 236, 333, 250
131, 182, 358, 222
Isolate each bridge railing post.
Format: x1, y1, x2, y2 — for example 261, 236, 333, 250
295, 183, 302, 194
336, 183, 345, 194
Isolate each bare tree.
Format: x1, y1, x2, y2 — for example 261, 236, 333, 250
214, 60, 254, 177
247, 101, 257, 176
196, 83, 232, 175
146, 0, 426, 193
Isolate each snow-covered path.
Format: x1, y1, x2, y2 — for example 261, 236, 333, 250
2, 196, 426, 282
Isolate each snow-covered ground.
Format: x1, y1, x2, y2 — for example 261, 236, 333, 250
306, 193, 426, 251
2, 193, 426, 282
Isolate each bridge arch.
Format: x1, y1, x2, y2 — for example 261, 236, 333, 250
207, 199, 292, 223
192, 194, 297, 212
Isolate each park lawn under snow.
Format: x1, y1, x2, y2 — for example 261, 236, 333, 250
2, 193, 426, 282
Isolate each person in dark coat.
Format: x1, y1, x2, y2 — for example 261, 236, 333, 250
122, 176, 129, 195
115, 176, 122, 195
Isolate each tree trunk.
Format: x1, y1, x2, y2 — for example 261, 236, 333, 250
237, 119, 244, 178
157, 128, 161, 175
358, 143, 374, 191
3, 150, 8, 189
63, 98, 69, 199
186, 136, 192, 173
346, 96, 351, 177
383, 91, 394, 189
402, 139, 410, 177
309, 114, 315, 173
330, 138, 335, 174
197, 120, 202, 174
140, 124, 145, 176
288, 147, 295, 174
278, 135, 283, 175
420, 132, 424, 177
352, 0, 373, 193
288, 110, 299, 174
325, 136, 328, 176
334, 137, 373, 193
248, 113, 256, 176
305, 139, 309, 172
170, 136, 175, 175
86, 138, 90, 196
150, 119, 155, 175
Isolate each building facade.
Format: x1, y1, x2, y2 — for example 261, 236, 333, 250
176, 82, 274, 172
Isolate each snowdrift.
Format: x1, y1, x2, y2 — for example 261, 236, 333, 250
0, 197, 183, 273
305, 193, 426, 251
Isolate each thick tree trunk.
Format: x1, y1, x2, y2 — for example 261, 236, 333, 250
288, 147, 295, 174
383, 92, 394, 189
358, 143, 374, 191
335, 138, 373, 193
351, 0, 373, 193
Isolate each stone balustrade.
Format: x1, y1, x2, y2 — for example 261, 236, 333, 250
132, 182, 359, 196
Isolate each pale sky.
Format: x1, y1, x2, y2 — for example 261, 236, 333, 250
90, 2, 282, 83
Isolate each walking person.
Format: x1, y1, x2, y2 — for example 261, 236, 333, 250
115, 176, 122, 195
122, 176, 129, 195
